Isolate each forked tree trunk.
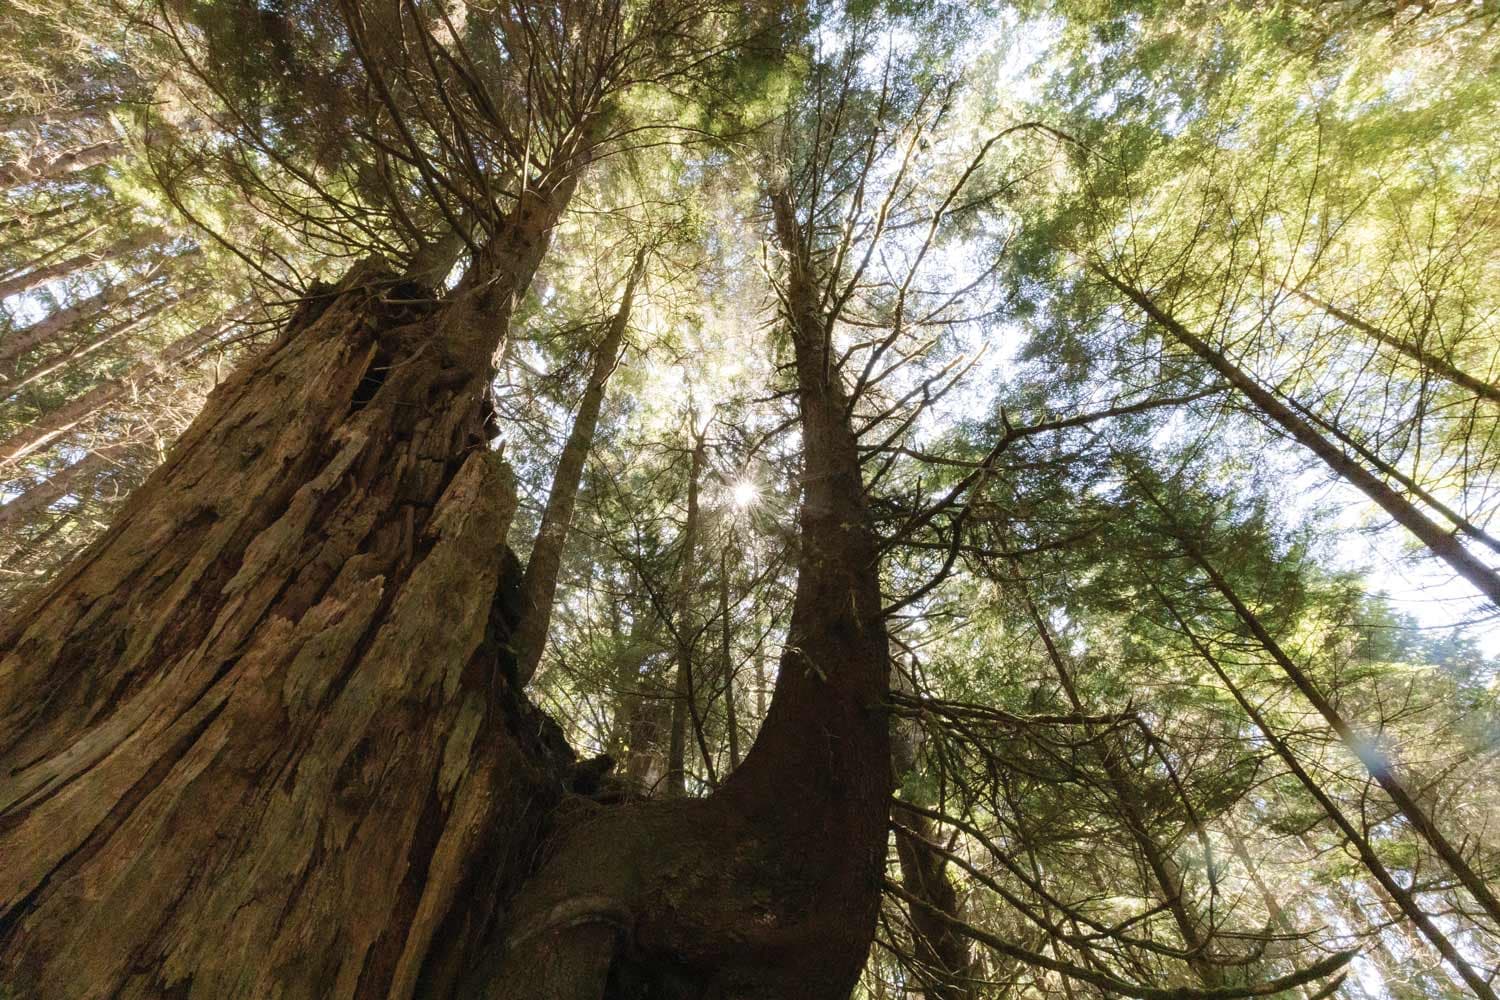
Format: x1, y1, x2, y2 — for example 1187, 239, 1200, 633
466, 193, 892, 997
0, 196, 894, 999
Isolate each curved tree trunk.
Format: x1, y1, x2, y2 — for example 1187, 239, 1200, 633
0, 191, 894, 1000
463, 192, 893, 998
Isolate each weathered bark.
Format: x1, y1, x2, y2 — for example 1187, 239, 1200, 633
0, 228, 161, 300
0, 130, 597, 992
0, 312, 235, 469
0, 139, 126, 190
513, 247, 647, 684
0, 261, 569, 997
0, 184, 894, 1000
1153, 584, 1499, 1000
665, 428, 707, 797
1100, 267, 1500, 607
1293, 288, 1500, 407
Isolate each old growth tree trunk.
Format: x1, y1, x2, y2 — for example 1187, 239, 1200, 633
0, 215, 894, 997
0, 258, 565, 998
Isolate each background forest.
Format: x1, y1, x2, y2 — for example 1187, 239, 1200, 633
2, 0, 1499, 997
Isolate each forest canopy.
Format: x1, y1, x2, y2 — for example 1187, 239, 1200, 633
1, 1, 1497, 998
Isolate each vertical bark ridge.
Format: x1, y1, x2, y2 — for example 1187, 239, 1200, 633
0, 261, 569, 999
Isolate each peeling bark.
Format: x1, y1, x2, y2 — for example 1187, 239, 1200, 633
1, 191, 895, 1000
0, 261, 572, 997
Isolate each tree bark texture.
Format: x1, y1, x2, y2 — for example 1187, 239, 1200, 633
0, 204, 894, 999
0, 259, 566, 996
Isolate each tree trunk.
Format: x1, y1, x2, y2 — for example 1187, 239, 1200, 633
0, 228, 161, 300
0, 312, 232, 469
0, 139, 126, 190
720, 543, 740, 769
0, 193, 894, 1000
0, 444, 143, 569
1152, 583, 1498, 1000
1272, 383, 1500, 556
0, 138, 591, 992
1, 294, 177, 399
463, 192, 892, 997
0, 274, 151, 370
0, 260, 570, 998
665, 428, 707, 797
1293, 288, 1500, 407
1099, 266, 1500, 607
890, 670, 974, 1000
513, 246, 647, 684
891, 805, 976, 1000
1175, 535, 1500, 931
1016, 575, 1227, 987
